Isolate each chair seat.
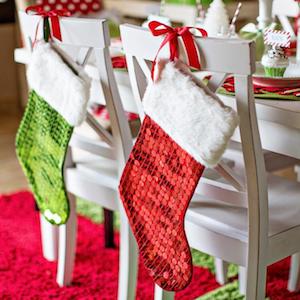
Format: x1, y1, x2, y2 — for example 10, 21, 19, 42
186, 175, 300, 242
75, 158, 118, 189
65, 158, 119, 211
223, 141, 299, 174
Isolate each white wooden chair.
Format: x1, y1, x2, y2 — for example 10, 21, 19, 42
120, 23, 300, 300
17, 12, 138, 299
214, 0, 300, 291
273, 2, 300, 291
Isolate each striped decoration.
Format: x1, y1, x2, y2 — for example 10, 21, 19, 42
264, 29, 291, 48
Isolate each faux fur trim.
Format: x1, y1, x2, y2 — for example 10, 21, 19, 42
143, 62, 239, 167
27, 42, 90, 126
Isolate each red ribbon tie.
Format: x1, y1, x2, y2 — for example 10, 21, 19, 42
148, 21, 207, 80
26, 5, 71, 41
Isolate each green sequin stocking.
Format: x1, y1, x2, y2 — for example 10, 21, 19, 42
16, 90, 73, 224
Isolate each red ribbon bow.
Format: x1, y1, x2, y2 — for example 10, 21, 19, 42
26, 5, 71, 41
148, 21, 207, 80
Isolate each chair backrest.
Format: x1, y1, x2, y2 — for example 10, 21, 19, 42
272, 0, 299, 38
120, 23, 269, 245
18, 11, 133, 170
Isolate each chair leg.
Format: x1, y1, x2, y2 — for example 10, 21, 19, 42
56, 194, 77, 287
214, 258, 229, 285
103, 208, 115, 248
238, 266, 247, 295
154, 285, 175, 300
288, 166, 300, 292
295, 165, 300, 181
288, 253, 300, 292
117, 205, 138, 300
245, 260, 267, 300
40, 213, 58, 262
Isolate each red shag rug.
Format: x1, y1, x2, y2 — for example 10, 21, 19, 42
0, 191, 300, 299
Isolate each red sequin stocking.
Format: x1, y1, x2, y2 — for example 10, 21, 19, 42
119, 116, 205, 291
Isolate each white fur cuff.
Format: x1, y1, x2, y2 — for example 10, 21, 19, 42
27, 42, 90, 126
143, 62, 239, 168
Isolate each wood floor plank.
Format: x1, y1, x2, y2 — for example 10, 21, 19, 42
0, 114, 28, 193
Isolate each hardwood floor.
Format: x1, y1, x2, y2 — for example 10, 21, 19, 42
0, 113, 28, 194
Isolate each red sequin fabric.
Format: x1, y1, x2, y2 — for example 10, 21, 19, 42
119, 116, 205, 291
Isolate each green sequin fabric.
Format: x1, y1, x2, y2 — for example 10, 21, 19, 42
16, 90, 73, 225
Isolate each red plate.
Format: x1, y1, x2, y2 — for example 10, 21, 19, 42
253, 63, 300, 88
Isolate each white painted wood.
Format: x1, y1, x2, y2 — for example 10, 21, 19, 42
238, 266, 247, 295
214, 258, 229, 285
69, 133, 115, 160
235, 74, 268, 300
56, 192, 77, 287
207, 72, 228, 94
255, 121, 300, 160
220, 96, 300, 130
288, 253, 300, 292
288, 164, 300, 293
295, 166, 300, 181
17, 12, 138, 298
268, 226, 300, 264
118, 203, 138, 300
56, 148, 77, 287
86, 112, 114, 146
154, 285, 175, 300
186, 220, 248, 267
65, 168, 119, 211
214, 162, 245, 192
195, 178, 247, 208
39, 213, 58, 262
125, 55, 147, 120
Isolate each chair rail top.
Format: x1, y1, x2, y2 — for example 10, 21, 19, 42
120, 23, 256, 76
18, 10, 110, 49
